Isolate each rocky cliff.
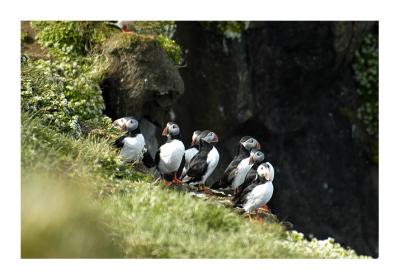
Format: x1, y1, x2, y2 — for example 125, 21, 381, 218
170, 21, 378, 257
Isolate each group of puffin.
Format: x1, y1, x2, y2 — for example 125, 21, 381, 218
113, 117, 275, 220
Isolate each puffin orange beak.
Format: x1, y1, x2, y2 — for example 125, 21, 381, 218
214, 133, 219, 143
256, 142, 261, 149
162, 126, 168, 136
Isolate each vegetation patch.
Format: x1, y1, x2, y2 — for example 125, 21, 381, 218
102, 27, 182, 65
353, 33, 378, 138
21, 55, 107, 136
31, 21, 112, 56
21, 31, 29, 43
155, 35, 182, 65
353, 33, 378, 163
127, 21, 177, 39
21, 113, 149, 184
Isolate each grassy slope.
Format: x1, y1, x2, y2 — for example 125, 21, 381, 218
21, 114, 364, 258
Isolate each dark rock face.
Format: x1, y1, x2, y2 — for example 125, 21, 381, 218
172, 21, 378, 257
101, 39, 184, 127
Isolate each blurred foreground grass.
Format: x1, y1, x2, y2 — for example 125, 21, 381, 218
21, 174, 123, 258
21, 114, 364, 258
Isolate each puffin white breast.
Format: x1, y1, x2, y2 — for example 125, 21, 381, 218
120, 134, 145, 162
158, 139, 185, 174
243, 181, 274, 213
185, 147, 199, 165
200, 146, 220, 184
231, 157, 253, 188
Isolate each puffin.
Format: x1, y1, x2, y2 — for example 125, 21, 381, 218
107, 21, 135, 34
234, 151, 265, 196
212, 136, 260, 189
225, 149, 265, 194
234, 162, 275, 220
155, 122, 186, 185
182, 130, 220, 191
114, 117, 154, 167
180, 130, 202, 179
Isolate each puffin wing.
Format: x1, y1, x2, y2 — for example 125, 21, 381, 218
142, 148, 155, 168
154, 149, 161, 168
211, 157, 241, 189
184, 148, 199, 167
234, 181, 258, 207
236, 169, 257, 194
185, 154, 208, 182
155, 149, 170, 180
223, 157, 242, 175
114, 134, 127, 148
176, 154, 186, 178
225, 167, 239, 186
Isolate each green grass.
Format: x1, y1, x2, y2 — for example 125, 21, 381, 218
21, 114, 365, 258
21, 173, 124, 258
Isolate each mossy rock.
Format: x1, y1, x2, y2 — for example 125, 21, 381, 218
101, 33, 184, 126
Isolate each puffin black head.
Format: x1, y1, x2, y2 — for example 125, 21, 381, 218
257, 162, 274, 181
190, 130, 202, 147
241, 137, 260, 151
249, 150, 265, 165
125, 118, 139, 132
239, 136, 251, 144
200, 130, 219, 144
162, 122, 180, 138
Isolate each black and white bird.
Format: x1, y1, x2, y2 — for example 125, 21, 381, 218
225, 150, 265, 195
114, 117, 153, 166
180, 130, 202, 179
182, 130, 219, 191
212, 136, 260, 189
234, 162, 275, 219
106, 21, 135, 33
155, 122, 185, 185
233, 150, 267, 196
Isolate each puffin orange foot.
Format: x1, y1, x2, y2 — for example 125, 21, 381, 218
172, 173, 183, 185
162, 179, 173, 186
172, 178, 182, 184
121, 27, 134, 34
260, 205, 271, 213
253, 209, 264, 223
